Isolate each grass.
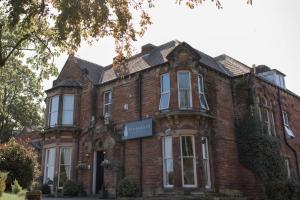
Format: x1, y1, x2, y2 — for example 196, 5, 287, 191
0, 190, 26, 200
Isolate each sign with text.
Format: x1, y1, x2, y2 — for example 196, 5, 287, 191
122, 118, 153, 140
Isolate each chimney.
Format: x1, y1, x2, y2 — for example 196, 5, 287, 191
141, 43, 156, 54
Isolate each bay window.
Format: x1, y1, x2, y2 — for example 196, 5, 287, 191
44, 148, 56, 184
162, 136, 174, 187
103, 90, 112, 115
58, 147, 72, 187
159, 73, 170, 110
62, 95, 74, 125
180, 135, 197, 187
198, 74, 209, 111
178, 71, 192, 109
49, 96, 59, 127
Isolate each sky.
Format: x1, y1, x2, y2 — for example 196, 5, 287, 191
44, 0, 300, 95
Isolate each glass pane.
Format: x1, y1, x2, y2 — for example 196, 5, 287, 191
178, 72, 190, 89
59, 148, 72, 187
104, 91, 112, 104
45, 148, 55, 184
160, 93, 170, 110
162, 73, 170, 93
203, 159, 210, 187
164, 137, 172, 159
198, 74, 204, 92
182, 136, 194, 157
51, 96, 59, 112
104, 105, 110, 114
62, 111, 73, 125
200, 94, 209, 110
183, 157, 195, 185
63, 95, 74, 110
180, 89, 191, 108
165, 159, 174, 186
61, 148, 72, 165
50, 111, 58, 127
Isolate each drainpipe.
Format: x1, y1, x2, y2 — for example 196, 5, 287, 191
137, 73, 143, 196
277, 88, 299, 177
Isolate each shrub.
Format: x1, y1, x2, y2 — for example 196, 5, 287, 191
63, 180, 79, 197
11, 179, 22, 194
0, 139, 40, 189
117, 177, 138, 197
0, 172, 8, 197
41, 184, 51, 194
265, 180, 300, 200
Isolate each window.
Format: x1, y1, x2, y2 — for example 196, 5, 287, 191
282, 111, 295, 138
202, 137, 211, 189
159, 73, 170, 110
178, 71, 192, 109
58, 147, 72, 187
180, 136, 197, 187
44, 148, 56, 184
258, 97, 276, 136
162, 136, 174, 187
103, 91, 112, 115
62, 95, 74, 125
285, 158, 291, 179
49, 96, 59, 127
198, 74, 209, 111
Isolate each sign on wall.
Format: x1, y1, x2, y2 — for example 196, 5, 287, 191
122, 118, 153, 140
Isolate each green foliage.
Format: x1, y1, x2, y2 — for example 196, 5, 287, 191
0, 139, 40, 189
11, 180, 22, 194
265, 180, 300, 200
63, 180, 79, 197
117, 177, 138, 197
0, 171, 8, 196
236, 116, 287, 183
41, 184, 50, 195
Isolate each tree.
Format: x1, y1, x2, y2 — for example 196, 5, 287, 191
0, 9, 58, 142
0, 0, 253, 68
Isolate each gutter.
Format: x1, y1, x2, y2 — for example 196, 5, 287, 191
277, 88, 299, 177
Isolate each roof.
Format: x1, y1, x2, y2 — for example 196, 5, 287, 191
215, 54, 251, 76
101, 40, 181, 84
73, 57, 104, 84
53, 79, 82, 88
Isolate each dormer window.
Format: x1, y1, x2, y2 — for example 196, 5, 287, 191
62, 95, 74, 125
49, 96, 59, 127
177, 71, 192, 109
159, 73, 170, 110
103, 90, 112, 115
198, 74, 209, 111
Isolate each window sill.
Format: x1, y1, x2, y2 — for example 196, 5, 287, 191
44, 126, 81, 133
154, 110, 214, 120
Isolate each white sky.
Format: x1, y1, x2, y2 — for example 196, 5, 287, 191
44, 0, 300, 95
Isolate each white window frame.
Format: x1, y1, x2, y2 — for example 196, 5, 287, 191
198, 74, 209, 111
43, 148, 56, 184
159, 73, 170, 110
177, 71, 192, 110
202, 137, 211, 189
162, 136, 174, 188
58, 147, 72, 188
62, 95, 74, 125
282, 111, 289, 127
48, 96, 59, 127
180, 135, 197, 188
103, 90, 112, 115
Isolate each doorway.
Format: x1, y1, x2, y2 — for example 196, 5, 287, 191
95, 151, 104, 194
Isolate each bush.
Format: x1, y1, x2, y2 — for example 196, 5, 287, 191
41, 184, 51, 194
0, 172, 8, 197
0, 139, 40, 189
265, 180, 300, 200
11, 179, 22, 194
63, 180, 79, 197
117, 177, 138, 197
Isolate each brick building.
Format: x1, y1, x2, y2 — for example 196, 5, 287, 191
39, 40, 300, 197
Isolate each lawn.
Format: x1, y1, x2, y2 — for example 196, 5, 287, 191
0, 191, 26, 200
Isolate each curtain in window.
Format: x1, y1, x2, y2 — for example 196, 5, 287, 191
163, 136, 173, 187
104, 91, 112, 114
181, 136, 196, 186
59, 148, 72, 187
44, 148, 56, 184
178, 72, 191, 109
202, 137, 211, 189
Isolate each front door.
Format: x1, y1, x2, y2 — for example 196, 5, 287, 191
95, 151, 104, 194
